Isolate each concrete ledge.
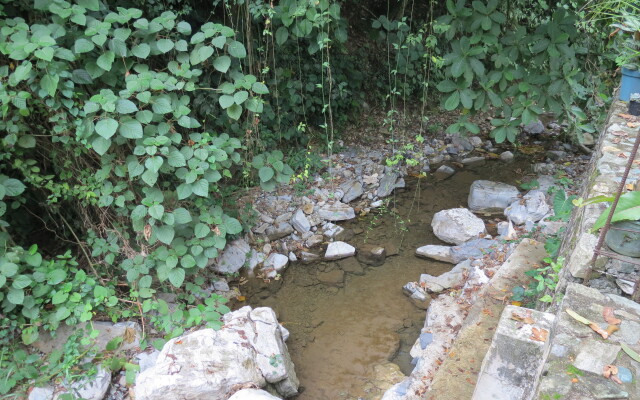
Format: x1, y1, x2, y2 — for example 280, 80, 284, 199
472, 305, 555, 400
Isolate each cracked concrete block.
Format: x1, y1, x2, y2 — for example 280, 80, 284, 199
471, 305, 555, 400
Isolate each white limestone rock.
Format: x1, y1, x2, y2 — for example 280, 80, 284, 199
431, 208, 486, 245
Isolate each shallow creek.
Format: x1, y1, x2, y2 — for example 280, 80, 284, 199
241, 160, 531, 399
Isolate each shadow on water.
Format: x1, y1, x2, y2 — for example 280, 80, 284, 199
242, 159, 532, 400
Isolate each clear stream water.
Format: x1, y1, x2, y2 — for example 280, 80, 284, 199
241, 159, 530, 400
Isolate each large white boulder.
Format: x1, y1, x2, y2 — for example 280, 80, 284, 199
431, 208, 486, 245
468, 180, 520, 213
135, 307, 298, 400
228, 389, 282, 400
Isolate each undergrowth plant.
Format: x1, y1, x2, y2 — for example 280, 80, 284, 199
435, 0, 610, 144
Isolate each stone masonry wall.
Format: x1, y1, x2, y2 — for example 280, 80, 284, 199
553, 100, 640, 308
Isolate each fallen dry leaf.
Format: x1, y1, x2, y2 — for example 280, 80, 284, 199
627, 183, 636, 190
482, 308, 495, 317
612, 375, 623, 384
530, 327, 549, 342
603, 307, 622, 325
603, 364, 618, 379
511, 301, 522, 307
618, 113, 635, 120
618, 153, 629, 159
606, 325, 620, 336
571, 378, 579, 383
627, 122, 640, 128
611, 130, 629, 136
511, 310, 536, 324
143, 224, 152, 241
589, 323, 609, 339
123, 327, 136, 343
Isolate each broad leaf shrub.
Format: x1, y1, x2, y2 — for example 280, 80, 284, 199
0, 0, 271, 365
435, 0, 610, 143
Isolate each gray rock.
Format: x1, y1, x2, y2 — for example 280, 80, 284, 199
228, 389, 282, 400
61, 366, 111, 400
274, 212, 293, 224
523, 120, 544, 134
616, 278, 635, 295
504, 190, 550, 225
377, 172, 403, 198
450, 239, 498, 263
461, 156, 486, 167
317, 202, 356, 221
431, 208, 486, 245
28, 387, 54, 400
300, 251, 320, 264
263, 253, 289, 277
582, 132, 595, 146
317, 269, 345, 286
539, 220, 566, 235
136, 350, 161, 373
419, 260, 471, 292
419, 332, 433, 349
415, 245, 454, 263
434, 165, 455, 181
497, 220, 517, 240
606, 258, 638, 275
265, 222, 294, 241
213, 279, 230, 292
470, 136, 483, 147
402, 282, 430, 309
213, 239, 251, 274
324, 241, 356, 260
356, 244, 386, 266
566, 232, 606, 279
500, 151, 514, 162
533, 163, 555, 175
341, 180, 364, 203
546, 150, 566, 161
288, 252, 297, 262
468, 180, 520, 213
305, 234, 324, 248
290, 209, 311, 234
247, 251, 266, 276
574, 339, 621, 375
452, 134, 474, 151
322, 222, 344, 239
338, 258, 365, 275
135, 306, 298, 400
536, 175, 556, 193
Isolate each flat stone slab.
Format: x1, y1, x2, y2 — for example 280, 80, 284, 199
472, 305, 555, 400
324, 241, 356, 260
415, 245, 454, 263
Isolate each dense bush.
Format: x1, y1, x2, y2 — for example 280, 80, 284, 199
434, 0, 612, 143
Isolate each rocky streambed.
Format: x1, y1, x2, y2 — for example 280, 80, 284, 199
239, 158, 543, 399
27, 127, 595, 400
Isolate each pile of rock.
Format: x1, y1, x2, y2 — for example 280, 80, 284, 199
134, 307, 296, 400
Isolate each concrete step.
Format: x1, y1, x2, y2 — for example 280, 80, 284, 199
472, 305, 555, 400
536, 283, 640, 400
422, 239, 548, 400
